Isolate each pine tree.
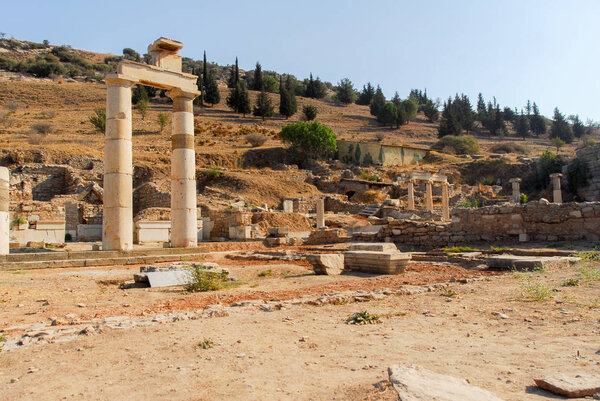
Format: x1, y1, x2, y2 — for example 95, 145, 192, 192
458, 94, 474, 133
253, 62, 264, 91
369, 86, 386, 117
335, 78, 356, 104
238, 82, 251, 117
377, 102, 398, 128
422, 99, 439, 122
529, 102, 547, 136
570, 115, 585, 138
516, 111, 530, 140
438, 98, 462, 138
204, 69, 220, 106
227, 57, 239, 88
525, 100, 532, 116
356, 83, 375, 105
253, 90, 274, 120
391, 92, 404, 127
476, 93, 486, 121
550, 107, 573, 143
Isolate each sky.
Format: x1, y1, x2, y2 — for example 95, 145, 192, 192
3, 0, 599, 121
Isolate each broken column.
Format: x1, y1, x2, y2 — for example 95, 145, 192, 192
169, 89, 198, 247
550, 173, 563, 204
425, 179, 433, 212
407, 179, 415, 210
0, 167, 9, 255
441, 182, 450, 221
103, 76, 134, 251
316, 198, 326, 229
509, 178, 522, 203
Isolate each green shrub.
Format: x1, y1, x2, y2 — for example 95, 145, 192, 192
157, 112, 169, 133
519, 193, 528, 204
279, 121, 337, 158
522, 150, 563, 191
185, 265, 228, 292
360, 173, 379, 182
0, 332, 5, 353
27, 60, 67, 77
489, 142, 528, 154
457, 195, 485, 208
432, 135, 480, 155
562, 278, 579, 287
11, 216, 27, 228
576, 251, 600, 262
302, 105, 318, 121
346, 311, 381, 325
89, 108, 106, 132
197, 338, 215, 349
205, 167, 223, 180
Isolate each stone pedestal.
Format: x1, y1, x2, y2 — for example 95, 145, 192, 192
509, 178, 521, 204
169, 90, 197, 247
441, 182, 450, 221
407, 180, 415, 210
550, 173, 563, 204
283, 199, 293, 213
316, 198, 325, 229
425, 180, 433, 212
103, 77, 134, 251
0, 167, 9, 255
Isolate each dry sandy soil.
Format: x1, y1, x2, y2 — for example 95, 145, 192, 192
1, 253, 599, 400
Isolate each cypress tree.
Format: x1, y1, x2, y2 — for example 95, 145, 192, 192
476, 93, 486, 121
286, 75, 297, 116
305, 73, 315, 98
279, 76, 296, 119
202, 51, 209, 91
253, 62, 264, 91
369, 86, 386, 117
204, 69, 220, 106
253, 90, 274, 120
226, 83, 240, 111
227, 57, 239, 88
238, 82, 251, 117
391, 92, 404, 127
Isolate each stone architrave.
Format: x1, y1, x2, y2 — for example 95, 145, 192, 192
102, 38, 199, 251
103, 76, 134, 251
316, 198, 326, 229
407, 179, 415, 210
550, 173, 563, 204
441, 182, 450, 221
425, 180, 434, 212
509, 178, 522, 204
0, 167, 9, 255
169, 88, 197, 248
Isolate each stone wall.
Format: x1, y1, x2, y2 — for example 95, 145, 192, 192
576, 144, 600, 201
133, 182, 170, 215
204, 209, 253, 239
324, 196, 365, 214
352, 201, 600, 247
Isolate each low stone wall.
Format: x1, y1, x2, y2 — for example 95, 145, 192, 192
576, 144, 600, 201
133, 182, 170, 214
324, 196, 365, 214
352, 201, 600, 247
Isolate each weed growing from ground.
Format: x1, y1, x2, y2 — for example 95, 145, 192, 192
0, 332, 5, 352
562, 278, 580, 287
579, 266, 600, 283
442, 246, 475, 253
186, 265, 228, 292
440, 289, 458, 297
576, 251, 600, 263
520, 276, 554, 301
258, 269, 273, 277
197, 338, 215, 349
346, 311, 381, 325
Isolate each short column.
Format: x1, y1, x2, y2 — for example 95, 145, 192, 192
0, 167, 9, 255
441, 182, 450, 221
425, 180, 433, 212
550, 173, 563, 204
103, 77, 134, 251
316, 198, 326, 229
509, 178, 522, 204
407, 180, 415, 210
169, 89, 198, 247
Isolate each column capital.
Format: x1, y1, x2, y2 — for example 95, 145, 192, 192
549, 173, 563, 179
167, 87, 200, 100
509, 178, 522, 184
105, 74, 137, 87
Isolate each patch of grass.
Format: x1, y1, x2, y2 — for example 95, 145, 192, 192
185, 265, 228, 292
360, 172, 379, 182
440, 289, 458, 297
9, 270, 27, 274
258, 269, 273, 277
204, 167, 223, 180
442, 246, 475, 253
197, 338, 215, 349
520, 276, 554, 301
489, 246, 510, 253
579, 266, 600, 283
0, 332, 5, 352
562, 278, 580, 287
576, 251, 600, 262
346, 311, 381, 325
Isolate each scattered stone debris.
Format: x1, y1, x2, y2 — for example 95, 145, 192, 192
388, 365, 504, 400
534, 374, 600, 398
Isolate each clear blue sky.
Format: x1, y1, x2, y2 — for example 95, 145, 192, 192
3, 0, 599, 121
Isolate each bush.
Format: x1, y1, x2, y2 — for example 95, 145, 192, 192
31, 122, 53, 135
520, 193, 528, 204
360, 173, 379, 182
185, 265, 228, 292
432, 135, 480, 155
205, 167, 223, 180
157, 112, 169, 133
39, 110, 57, 119
489, 142, 528, 154
303, 104, 318, 121
346, 311, 381, 325
89, 108, 106, 132
279, 121, 337, 158
26, 60, 66, 77
245, 133, 268, 147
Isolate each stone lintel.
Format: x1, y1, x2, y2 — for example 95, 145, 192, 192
115, 60, 199, 94
105, 74, 137, 87
148, 37, 183, 52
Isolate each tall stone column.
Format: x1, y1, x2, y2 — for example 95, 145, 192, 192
169, 89, 198, 247
441, 182, 450, 221
103, 77, 134, 251
0, 167, 9, 255
425, 180, 433, 212
407, 179, 415, 210
509, 178, 521, 204
550, 173, 563, 204
316, 198, 326, 229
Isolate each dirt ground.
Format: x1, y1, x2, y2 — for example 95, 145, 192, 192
1, 255, 599, 400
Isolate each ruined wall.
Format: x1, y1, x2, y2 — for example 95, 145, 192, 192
337, 140, 427, 166
205, 209, 253, 239
324, 196, 365, 214
133, 182, 170, 215
576, 144, 600, 201
353, 201, 600, 247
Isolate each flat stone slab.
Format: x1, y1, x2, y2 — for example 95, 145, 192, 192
348, 242, 398, 252
485, 255, 577, 270
388, 365, 504, 401
344, 250, 410, 274
534, 374, 600, 398
146, 270, 193, 288
307, 254, 344, 275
